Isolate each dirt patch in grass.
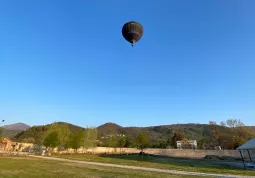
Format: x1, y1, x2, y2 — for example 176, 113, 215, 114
0, 170, 20, 175
2, 156, 38, 160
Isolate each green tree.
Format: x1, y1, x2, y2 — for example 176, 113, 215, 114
43, 131, 60, 149
41, 122, 72, 149
102, 136, 114, 147
159, 136, 168, 148
136, 133, 149, 152
67, 129, 83, 153
111, 136, 118, 149
166, 137, 172, 148
158, 141, 167, 148
118, 136, 126, 154
198, 138, 209, 149
58, 123, 72, 148
124, 136, 135, 148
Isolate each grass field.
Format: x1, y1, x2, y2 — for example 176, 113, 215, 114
52, 154, 255, 176
0, 156, 203, 178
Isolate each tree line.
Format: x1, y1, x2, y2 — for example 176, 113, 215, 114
4, 119, 255, 151
199, 119, 255, 149
41, 123, 150, 153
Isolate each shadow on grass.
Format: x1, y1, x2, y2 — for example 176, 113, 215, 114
99, 153, 244, 171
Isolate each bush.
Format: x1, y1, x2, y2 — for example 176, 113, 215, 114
204, 155, 221, 160
221, 156, 236, 161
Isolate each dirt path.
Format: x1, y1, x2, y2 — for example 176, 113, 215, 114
30, 155, 254, 178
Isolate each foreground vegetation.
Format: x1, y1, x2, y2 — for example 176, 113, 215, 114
52, 154, 255, 176
0, 156, 202, 178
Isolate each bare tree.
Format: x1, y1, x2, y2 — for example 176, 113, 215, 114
220, 121, 226, 126
226, 119, 244, 128
83, 127, 97, 153
209, 121, 217, 125
208, 121, 219, 147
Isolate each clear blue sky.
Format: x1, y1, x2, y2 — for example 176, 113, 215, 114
0, 0, 255, 127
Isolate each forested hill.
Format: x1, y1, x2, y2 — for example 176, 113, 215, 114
1, 122, 30, 131
13, 121, 255, 149
13, 122, 84, 143
0, 122, 30, 139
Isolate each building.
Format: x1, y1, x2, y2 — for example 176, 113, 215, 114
0, 137, 17, 151
176, 140, 197, 149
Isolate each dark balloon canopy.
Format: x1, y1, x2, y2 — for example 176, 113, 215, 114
122, 21, 143, 47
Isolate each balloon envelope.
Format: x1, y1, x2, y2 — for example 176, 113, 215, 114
122, 21, 143, 46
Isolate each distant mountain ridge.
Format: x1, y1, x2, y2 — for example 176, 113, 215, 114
1, 122, 30, 131
97, 122, 122, 135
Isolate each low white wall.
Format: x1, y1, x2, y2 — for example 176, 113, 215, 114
55, 147, 244, 159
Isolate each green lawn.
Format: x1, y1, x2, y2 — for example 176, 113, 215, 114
52, 154, 255, 176
0, 156, 202, 178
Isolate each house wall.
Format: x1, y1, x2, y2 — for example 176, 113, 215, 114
0, 138, 13, 151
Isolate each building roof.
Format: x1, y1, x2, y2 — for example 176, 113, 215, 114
236, 138, 255, 150
176, 140, 197, 142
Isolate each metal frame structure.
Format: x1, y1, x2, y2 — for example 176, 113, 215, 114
236, 138, 255, 169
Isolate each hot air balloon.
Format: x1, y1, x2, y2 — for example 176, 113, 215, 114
122, 21, 143, 47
